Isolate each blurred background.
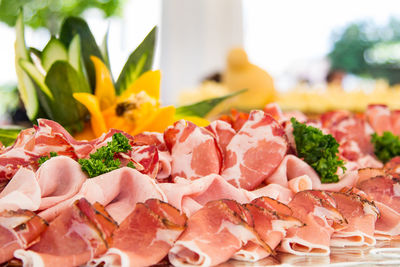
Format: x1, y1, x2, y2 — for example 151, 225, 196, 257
1, 0, 400, 124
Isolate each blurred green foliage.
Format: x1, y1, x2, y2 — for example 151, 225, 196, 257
329, 17, 400, 85
0, 0, 124, 34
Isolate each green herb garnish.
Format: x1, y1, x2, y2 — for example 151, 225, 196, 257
78, 133, 135, 178
371, 131, 400, 163
38, 151, 58, 165
291, 118, 346, 183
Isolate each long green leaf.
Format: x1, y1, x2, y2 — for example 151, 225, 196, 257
59, 17, 103, 92
44, 61, 91, 133
175, 89, 247, 118
100, 27, 111, 70
115, 26, 157, 95
19, 59, 53, 100
0, 127, 23, 147
41, 38, 68, 72
15, 11, 38, 120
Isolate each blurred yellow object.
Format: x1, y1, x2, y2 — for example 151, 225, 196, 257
277, 79, 400, 113
222, 47, 276, 110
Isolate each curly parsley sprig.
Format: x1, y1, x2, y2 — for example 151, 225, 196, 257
78, 133, 135, 178
38, 152, 58, 165
291, 118, 346, 183
371, 131, 400, 163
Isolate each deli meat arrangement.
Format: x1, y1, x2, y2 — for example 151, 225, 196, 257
3, 103, 400, 266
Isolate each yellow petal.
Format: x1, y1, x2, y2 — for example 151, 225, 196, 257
73, 93, 107, 137
180, 116, 210, 127
119, 70, 161, 101
91, 56, 116, 110
133, 105, 175, 135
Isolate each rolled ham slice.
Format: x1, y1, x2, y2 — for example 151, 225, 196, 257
90, 199, 187, 267
233, 204, 302, 262
36, 156, 86, 210
39, 167, 166, 223
0, 168, 40, 212
164, 120, 222, 180
14, 198, 117, 267
329, 192, 379, 247
221, 110, 287, 190
0, 210, 47, 264
169, 200, 271, 266
280, 190, 346, 256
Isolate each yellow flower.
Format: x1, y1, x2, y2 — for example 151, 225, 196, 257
73, 56, 207, 140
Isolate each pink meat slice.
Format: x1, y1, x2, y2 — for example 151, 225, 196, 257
329, 192, 379, 247
14, 198, 117, 267
374, 201, 400, 239
36, 156, 86, 210
221, 110, 287, 190
0, 210, 47, 264
39, 168, 166, 223
91, 199, 187, 267
366, 104, 393, 135
0, 168, 40, 212
159, 174, 254, 217
164, 120, 222, 180
233, 204, 302, 262
250, 183, 294, 204
168, 199, 271, 266
205, 120, 236, 157
251, 196, 293, 216
279, 190, 346, 256
391, 110, 400, 136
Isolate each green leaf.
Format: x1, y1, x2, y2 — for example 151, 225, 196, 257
44, 61, 91, 133
100, 26, 111, 70
175, 89, 247, 118
68, 35, 90, 91
59, 16, 103, 91
19, 59, 53, 100
15, 10, 39, 120
41, 37, 68, 72
0, 127, 23, 147
115, 26, 156, 95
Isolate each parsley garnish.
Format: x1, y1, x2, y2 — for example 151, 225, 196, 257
291, 118, 346, 183
371, 131, 400, 163
38, 152, 58, 165
78, 133, 135, 178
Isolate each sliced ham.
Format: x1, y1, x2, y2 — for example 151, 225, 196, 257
329, 192, 379, 247
159, 174, 254, 217
15, 198, 117, 267
279, 190, 345, 256
0, 168, 40, 212
126, 145, 159, 178
157, 150, 172, 180
266, 155, 319, 187
164, 120, 222, 180
91, 199, 187, 267
250, 183, 293, 204
0, 210, 47, 264
39, 167, 166, 223
288, 175, 313, 193
221, 110, 287, 190
233, 204, 302, 262
36, 156, 87, 210
251, 196, 293, 217
392, 110, 400, 136
357, 175, 400, 214
366, 104, 393, 135
205, 120, 236, 157
169, 199, 271, 266
374, 201, 400, 239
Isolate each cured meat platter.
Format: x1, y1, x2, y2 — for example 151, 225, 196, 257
2, 102, 400, 266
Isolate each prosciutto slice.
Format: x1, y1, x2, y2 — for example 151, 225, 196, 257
91, 199, 187, 267
14, 198, 117, 267
39, 167, 166, 223
280, 190, 346, 256
164, 120, 222, 180
221, 110, 287, 190
205, 120, 236, 157
329, 192, 379, 247
168, 199, 271, 266
0, 168, 40, 212
366, 104, 393, 135
36, 156, 87, 210
0, 210, 47, 264
233, 204, 302, 262
159, 174, 254, 217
